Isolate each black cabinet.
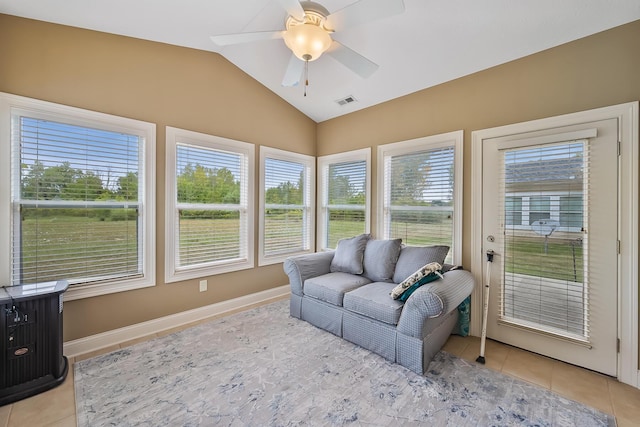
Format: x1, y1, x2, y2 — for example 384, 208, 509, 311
1, 281, 69, 406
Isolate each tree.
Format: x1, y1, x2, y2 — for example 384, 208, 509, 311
389, 154, 431, 205
176, 163, 240, 204
117, 172, 138, 201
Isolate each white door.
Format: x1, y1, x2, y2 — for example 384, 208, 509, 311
482, 118, 618, 376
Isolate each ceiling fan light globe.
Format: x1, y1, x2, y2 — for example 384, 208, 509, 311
283, 23, 331, 61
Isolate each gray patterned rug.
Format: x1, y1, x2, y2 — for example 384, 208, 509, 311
74, 299, 615, 426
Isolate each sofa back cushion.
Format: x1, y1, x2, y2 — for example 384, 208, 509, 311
362, 238, 402, 282
392, 245, 450, 284
330, 233, 370, 274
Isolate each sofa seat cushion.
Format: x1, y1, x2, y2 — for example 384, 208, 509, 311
304, 273, 372, 306
343, 282, 405, 326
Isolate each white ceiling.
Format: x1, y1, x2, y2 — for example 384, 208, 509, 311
2, 0, 639, 122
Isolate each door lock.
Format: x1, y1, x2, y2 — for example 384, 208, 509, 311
486, 235, 495, 242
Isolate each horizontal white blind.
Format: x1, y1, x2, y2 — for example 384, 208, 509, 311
264, 157, 309, 256
13, 116, 142, 285
499, 141, 589, 342
326, 160, 366, 248
385, 146, 454, 261
175, 143, 247, 268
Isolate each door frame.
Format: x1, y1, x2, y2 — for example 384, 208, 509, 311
470, 102, 639, 387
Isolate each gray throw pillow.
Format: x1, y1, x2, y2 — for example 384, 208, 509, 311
330, 234, 371, 275
392, 245, 450, 283
362, 238, 402, 282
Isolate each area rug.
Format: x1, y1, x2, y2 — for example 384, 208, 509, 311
75, 299, 615, 426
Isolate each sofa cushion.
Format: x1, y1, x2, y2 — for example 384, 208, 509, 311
362, 238, 402, 282
343, 282, 405, 325
393, 245, 450, 284
330, 233, 370, 275
304, 272, 372, 306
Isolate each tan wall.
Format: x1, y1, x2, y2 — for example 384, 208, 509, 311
0, 14, 317, 341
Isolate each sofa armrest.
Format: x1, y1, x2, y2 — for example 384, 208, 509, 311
396, 269, 475, 338
283, 251, 335, 296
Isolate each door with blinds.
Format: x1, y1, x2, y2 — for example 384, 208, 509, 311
482, 118, 618, 375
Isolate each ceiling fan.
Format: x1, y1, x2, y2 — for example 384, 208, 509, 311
211, 0, 405, 91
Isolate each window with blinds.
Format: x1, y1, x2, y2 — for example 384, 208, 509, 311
259, 147, 314, 265
165, 127, 254, 282
2, 93, 156, 299
379, 134, 460, 264
500, 141, 589, 341
318, 149, 370, 250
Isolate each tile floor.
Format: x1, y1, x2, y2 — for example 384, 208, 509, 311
1, 307, 639, 426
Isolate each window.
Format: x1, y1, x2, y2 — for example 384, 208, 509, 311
259, 147, 314, 265
378, 131, 463, 264
165, 127, 254, 282
317, 148, 370, 250
0, 93, 156, 301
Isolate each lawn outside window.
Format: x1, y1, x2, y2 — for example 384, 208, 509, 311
0, 93, 156, 301
165, 127, 254, 283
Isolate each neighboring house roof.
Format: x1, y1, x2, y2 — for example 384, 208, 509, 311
505, 156, 583, 193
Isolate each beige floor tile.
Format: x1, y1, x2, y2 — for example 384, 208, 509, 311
442, 334, 470, 356
8, 370, 75, 427
44, 414, 76, 427
0, 405, 11, 427
74, 344, 120, 362
551, 361, 613, 414
462, 338, 512, 372
501, 347, 554, 389
616, 415, 640, 427
608, 378, 640, 422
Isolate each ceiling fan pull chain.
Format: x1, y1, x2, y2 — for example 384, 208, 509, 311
303, 54, 310, 97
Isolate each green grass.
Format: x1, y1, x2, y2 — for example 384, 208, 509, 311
505, 235, 584, 283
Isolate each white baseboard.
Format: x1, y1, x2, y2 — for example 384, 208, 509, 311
64, 285, 290, 358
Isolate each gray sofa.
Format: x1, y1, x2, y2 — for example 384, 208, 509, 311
283, 234, 475, 374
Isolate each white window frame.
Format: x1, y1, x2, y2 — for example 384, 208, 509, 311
0, 92, 156, 301
165, 126, 254, 283
258, 147, 315, 266
317, 148, 371, 251
377, 131, 463, 264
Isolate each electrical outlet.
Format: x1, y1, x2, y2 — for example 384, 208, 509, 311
199, 280, 207, 292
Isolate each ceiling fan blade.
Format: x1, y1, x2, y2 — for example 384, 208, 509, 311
282, 53, 304, 87
327, 41, 378, 79
211, 31, 284, 46
325, 0, 405, 31
276, 0, 305, 21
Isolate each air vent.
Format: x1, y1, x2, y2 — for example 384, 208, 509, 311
335, 95, 357, 106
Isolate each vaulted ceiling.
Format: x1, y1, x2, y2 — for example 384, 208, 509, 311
1, 0, 639, 122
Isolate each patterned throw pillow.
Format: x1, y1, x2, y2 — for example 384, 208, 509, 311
390, 262, 443, 300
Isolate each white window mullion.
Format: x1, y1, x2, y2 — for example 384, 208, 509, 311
259, 147, 315, 266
